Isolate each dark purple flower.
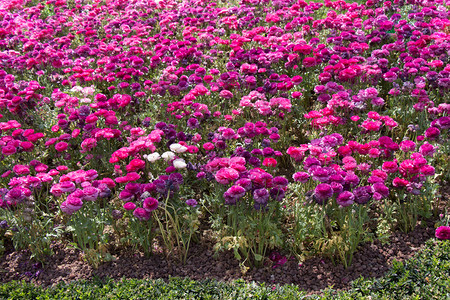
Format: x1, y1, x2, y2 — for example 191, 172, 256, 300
270, 188, 285, 201
253, 188, 269, 204
272, 176, 288, 188
353, 186, 372, 204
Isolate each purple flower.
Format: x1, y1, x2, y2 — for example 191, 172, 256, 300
304, 157, 321, 169
314, 183, 333, 204
330, 182, 343, 195
186, 199, 198, 207
424, 127, 440, 140
236, 178, 252, 191
344, 173, 360, 188
270, 188, 285, 201
353, 186, 372, 204
253, 188, 269, 204
372, 182, 389, 198
272, 176, 288, 188
262, 147, 274, 156
436, 116, 449, 129
312, 167, 331, 183
336, 191, 354, 207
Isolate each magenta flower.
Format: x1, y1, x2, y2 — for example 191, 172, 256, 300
435, 226, 450, 240
143, 197, 158, 212
336, 191, 354, 207
226, 185, 246, 199
55, 141, 68, 152
123, 202, 136, 211
382, 161, 398, 173
133, 208, 150, 221
419, 143, 436, 157
293, 172, 310, 183
314, 183, 333, 204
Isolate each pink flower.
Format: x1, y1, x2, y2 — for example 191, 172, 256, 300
203, 142, 215, 151
435, 226, 450, 240
393, 177, 409, 187
126, 159, 146, 172
55, 141, 68, 152
215, 168, 239, 185
361, 120, 382, 131
382, 161, 398, 173
293, 172, 310, 183
400, 140, 416, 152
419, 143, 436, 157
2, 145, 16, 155
12, 164, 30, 175
123, 202, 136, 211
60, 197, 83, 215
262, 157, 277, 167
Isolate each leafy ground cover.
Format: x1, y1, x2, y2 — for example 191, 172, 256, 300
0, 240, 448, 299
0, 0, 449, 294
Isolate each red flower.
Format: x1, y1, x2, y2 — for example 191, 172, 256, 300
263, 157, 277, 167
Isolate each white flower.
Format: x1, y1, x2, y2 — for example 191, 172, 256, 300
173, 158, 187, 169
146, 152, 161, 163
80, 98, 91, 103
161, 151, 175, 162
169, 143, 188, 153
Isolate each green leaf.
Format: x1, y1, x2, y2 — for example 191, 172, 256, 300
254, 254, 263, 261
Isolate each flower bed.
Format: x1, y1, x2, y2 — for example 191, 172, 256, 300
0, 0, 449, 276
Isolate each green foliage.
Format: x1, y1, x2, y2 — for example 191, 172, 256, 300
0, 240, 448, 299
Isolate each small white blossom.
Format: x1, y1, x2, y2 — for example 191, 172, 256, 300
173, 158, 187, 169
146, 152, 161, 163
169, 143, 188, 153
161, 151, 175, 162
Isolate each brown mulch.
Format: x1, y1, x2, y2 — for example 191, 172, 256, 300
0, 219, 437, 294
